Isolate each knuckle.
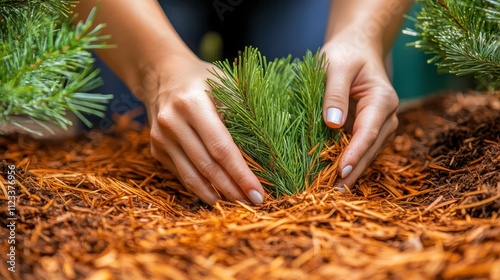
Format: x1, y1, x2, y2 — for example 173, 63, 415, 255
387, 95, 399, 112
172, 92, 194, 110
366, 127, 380, 144
390, 114, 399, 131
180, 174, 200, 192
149, 127, 164, 147
156, 93, 198, 127
325, 87, 348, 101
156, 110, 175, 131
233, 175, 254, 192
171, 89, 206, 112
324, 92, 349, 109
198, 160, 219, 178
208, 139, 232, 161
378, 88, 399, 112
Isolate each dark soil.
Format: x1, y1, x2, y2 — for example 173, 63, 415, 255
396, 92, 500, 218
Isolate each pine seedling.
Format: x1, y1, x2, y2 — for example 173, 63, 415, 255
0, 1, 113, 135
404, 0, 500, 89
208, 47, 337, 196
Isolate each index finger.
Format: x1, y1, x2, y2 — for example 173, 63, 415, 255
339, 88, 398, 178
190, 102, 266, 204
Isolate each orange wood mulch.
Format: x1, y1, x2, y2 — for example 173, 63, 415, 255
1, 92, 499, 280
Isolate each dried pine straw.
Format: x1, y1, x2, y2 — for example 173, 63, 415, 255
1, 92, 499, 280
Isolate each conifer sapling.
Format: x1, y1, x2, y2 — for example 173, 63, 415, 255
208, 47, 338, 196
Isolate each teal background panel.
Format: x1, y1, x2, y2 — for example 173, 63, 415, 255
391, 3, 474, 100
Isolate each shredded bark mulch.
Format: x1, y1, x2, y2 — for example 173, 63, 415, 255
1, 91, 499, 280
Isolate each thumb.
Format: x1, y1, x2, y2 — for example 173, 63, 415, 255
323, 62, 357, 129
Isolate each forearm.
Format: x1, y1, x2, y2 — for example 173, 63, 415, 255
72, 0, 196, 100
325, 0, 413, 56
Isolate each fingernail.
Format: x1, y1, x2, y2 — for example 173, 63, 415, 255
248, 190, 264, 204
341, 165, 352, 179
334, 183, 346, 192
326, 108, 343, 125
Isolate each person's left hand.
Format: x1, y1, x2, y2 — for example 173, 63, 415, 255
321, 38, 399, 189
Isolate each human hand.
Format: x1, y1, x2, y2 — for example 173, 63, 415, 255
321, 39, 399, 189
139, 55, 265, 205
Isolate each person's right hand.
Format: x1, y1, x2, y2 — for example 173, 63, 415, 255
139, 54, 265, 205
71, 0, 265, 205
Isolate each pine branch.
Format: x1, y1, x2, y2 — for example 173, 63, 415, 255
0, 0, 77, 18
208, 47, 337, 196
0, 5, 113, 134
485, 0, 500, 23
404, 0, 500, 89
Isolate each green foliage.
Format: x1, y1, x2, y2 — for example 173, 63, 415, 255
405, 0, 500, 89
0, 0, 77, 17
208, 47, 337, 196
0, 1, 112, 135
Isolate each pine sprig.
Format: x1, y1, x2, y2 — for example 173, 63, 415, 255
0, 4, 113, 134
0, 0, 77, 18
485, 0, 500, 22
404, 0, 500, 89
208, 47, 336, 196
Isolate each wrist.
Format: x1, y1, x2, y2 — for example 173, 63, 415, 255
322, 32, 386, 62
128, 42, 198, 103
324, 0, 410, 58
324, 30, 385, 60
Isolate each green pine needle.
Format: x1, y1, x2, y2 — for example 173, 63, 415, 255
0, 2, 113, 135
404, 0, 500, 89
0, 0, 78, 18
208, 47, 338, 196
